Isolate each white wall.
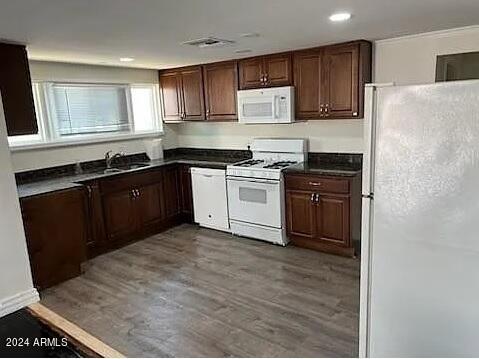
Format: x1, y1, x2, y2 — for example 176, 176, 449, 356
10, 61, 178, 172
0, 96, 39, 317
375, 25, 479, 84
173, 120, 364, 153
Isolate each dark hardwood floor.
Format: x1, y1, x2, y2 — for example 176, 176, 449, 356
40, 224, 360, 357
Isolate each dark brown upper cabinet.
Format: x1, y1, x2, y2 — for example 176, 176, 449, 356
160, 40, 371, 122
294, 41, 371, 120
159, 71, 182, 122
159, 66, 205, 122
203, 61, 238, 121
0, 43, 38, 136
239, 53, 292, 89
294, 49, 323, 119
322, 43, 360, 118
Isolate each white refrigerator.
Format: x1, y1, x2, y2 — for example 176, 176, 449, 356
359, 81, 479, 357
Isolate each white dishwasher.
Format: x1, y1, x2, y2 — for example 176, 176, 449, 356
191, 167, 230, 232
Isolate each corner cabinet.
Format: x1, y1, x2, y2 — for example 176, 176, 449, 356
285, 173, 361, 257
159, 66, 205, 122
238, 53, 292, 89
294, 41, 371, 119
0, 43, 38, 136
203, 61, 239, 121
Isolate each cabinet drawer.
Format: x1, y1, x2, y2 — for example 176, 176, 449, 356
285, 174, 350, 194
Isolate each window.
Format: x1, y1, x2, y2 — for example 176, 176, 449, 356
8, 82, 162, 148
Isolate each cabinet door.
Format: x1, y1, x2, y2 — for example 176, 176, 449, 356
103, 189, 137, 241
263, 53, 292, 87
21, 189, 86, 289
136, 183, 163, 228
238, 57, 264, 89
84, 181, 107, 251
180, 67, 205, 120
0, 43, 38, 136
203, 61, 238, 121
162, 166, 180, 218
315, 194, 350, 246
294, 50, 322, 119
322, 43, 359, 118
179, 165, 193, 221
285, 190, 315, 238
159, 71, 183, 122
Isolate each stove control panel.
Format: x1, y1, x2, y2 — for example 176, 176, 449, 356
226, 168, 282, 180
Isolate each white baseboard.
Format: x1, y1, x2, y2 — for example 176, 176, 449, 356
0, 288, 40, 318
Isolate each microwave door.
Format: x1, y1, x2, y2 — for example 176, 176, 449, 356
239, 96, 275, 123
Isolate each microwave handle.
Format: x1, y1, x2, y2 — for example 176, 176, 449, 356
273, 96, 279, 119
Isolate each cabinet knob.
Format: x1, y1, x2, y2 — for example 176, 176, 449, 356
315, 193, 321, 203
310, 193, 315, 202
309, 181, 322, 187
353, 112, 358, 116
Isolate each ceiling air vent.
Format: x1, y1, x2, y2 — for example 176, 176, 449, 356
181, 37, 235, 48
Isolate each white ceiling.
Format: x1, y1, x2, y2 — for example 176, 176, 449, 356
0, 0, 478, 69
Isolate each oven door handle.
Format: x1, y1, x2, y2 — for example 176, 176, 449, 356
227, 177, 279, 185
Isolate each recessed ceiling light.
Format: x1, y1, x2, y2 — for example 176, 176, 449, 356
239, 32, 260, 38
120, 57, 135, 62
235, 49, 252, 54
329, 12, 351, 22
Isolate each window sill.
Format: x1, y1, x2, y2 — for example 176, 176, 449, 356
9, 131, 164, 152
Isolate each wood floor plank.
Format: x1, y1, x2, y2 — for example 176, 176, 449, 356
41, 224, 360, 357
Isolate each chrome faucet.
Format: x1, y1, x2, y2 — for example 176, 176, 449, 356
105, 151, 125, 169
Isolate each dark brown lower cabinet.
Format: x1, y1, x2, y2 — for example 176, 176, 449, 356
102, 188, 138, 242
21, 188, 87, 289
83, 165, 187, 258
21, 164, 195, 288
285, 173, 361, 257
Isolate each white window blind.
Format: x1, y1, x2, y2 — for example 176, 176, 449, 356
50, 84, 130, 136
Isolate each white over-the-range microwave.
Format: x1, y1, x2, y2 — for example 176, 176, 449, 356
237, 86, 294, 124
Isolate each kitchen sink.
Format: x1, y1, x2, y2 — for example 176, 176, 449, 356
97, 163, 150, 174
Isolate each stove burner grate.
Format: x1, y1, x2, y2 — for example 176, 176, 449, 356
263, 161, 297, 169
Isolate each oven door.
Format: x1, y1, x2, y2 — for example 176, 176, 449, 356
227, 177, 282, 228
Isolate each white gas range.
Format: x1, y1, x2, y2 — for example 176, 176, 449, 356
226, 138, 308, 246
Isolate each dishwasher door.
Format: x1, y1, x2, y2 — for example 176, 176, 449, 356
191, 167, 230, 232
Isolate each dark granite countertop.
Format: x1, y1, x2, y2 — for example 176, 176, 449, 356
283, 161, 362, 177
16, 150, 363, 198
17, 156, 242, 199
